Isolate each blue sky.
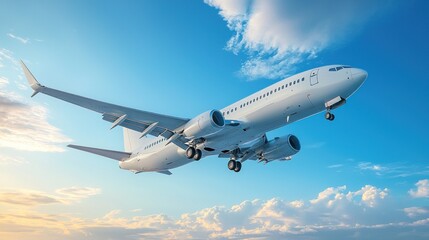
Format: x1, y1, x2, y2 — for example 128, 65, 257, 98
1, 0, 429, 239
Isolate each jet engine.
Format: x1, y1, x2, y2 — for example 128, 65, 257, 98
260, 134, 301, 161
183, 110, 225, 138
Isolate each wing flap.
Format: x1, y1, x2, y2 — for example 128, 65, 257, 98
68, 144, 131, 161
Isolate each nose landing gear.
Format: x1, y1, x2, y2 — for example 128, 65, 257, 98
325, 112, 335, 121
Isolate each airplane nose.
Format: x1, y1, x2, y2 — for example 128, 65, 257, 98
351, 68, 368, 85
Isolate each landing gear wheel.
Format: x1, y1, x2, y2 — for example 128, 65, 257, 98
228, 159, 236, 170
234, 161, 242, 172
186, 147, 196, 159
325, 112, 335, 121
193, 149, 202, 161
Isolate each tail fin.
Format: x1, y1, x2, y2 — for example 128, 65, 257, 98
123, 128, 146, 152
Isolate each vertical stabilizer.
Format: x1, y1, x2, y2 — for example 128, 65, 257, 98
123, 128, 146, 153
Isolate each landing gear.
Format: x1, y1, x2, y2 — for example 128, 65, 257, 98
228, 159, 236, 170
186, 147, 195, 159
186, 147, 202, 161
193, 149, 202, 161
325, 112, 335, 121
227, 159, 242, 172
234, 161, 242, 172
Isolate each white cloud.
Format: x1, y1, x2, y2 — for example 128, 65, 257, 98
0, 90, 72, 152
2, 184, 429, 240
404, 207, 429, 218
7, 33, 29, 44
409, 179, 429, 198
56, 187, 101, 202
205, 0, 386, 79
358, 162, 387, 173
0, 48, 19, 67
0, 76, 9, 86
0, 187, 101, 207
0, 155, 27, 165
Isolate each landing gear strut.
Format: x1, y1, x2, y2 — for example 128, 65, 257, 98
325, 112, 335, 121
227, 159, 242, 172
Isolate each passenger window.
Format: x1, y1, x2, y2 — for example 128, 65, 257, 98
235, 107, 237, 111
297, 79, 300, 83
293, 81, 296, 84
302, 77, 304, 81
263, 94, 265, 97
227, 111, 229, 114
274, 89, 277, 92
282, 86, 284, 89
270, 90, 273, 94
289, 82, 292, 86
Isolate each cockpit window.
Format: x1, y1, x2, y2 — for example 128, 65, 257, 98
336, 66, 343, 71
329, 68, 336, 71
342, 66, 351, 68
330, 66, 352, 72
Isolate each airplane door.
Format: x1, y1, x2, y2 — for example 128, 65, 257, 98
310, 69, 319, 86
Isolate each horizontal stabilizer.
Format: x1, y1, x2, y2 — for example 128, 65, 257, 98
68, 144, 131, 161
157, 170, 172, 175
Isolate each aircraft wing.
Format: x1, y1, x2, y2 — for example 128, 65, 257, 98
21, 61, 189, 140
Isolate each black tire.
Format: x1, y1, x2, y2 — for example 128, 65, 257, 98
329, 114, 335, 121
228, 160, 236, 170
325, 112, 332, 120
234, 161, 242, 172
193, 149, 202, 161
186, 147, 195, 159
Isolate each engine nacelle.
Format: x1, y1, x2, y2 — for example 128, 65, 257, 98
183, 110, 225, 138
261, 134, 301, 161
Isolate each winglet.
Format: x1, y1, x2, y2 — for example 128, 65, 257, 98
20, 60, 43, 97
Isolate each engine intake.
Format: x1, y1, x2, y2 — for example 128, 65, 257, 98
183, 110, 225, 138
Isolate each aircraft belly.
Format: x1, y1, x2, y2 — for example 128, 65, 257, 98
138, 144, 193, 172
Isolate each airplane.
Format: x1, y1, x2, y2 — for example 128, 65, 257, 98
21, 61, 367, 175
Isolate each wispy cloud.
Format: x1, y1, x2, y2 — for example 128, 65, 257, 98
409, 179, 429, 198
7, 33, 30, 44
404, 207, 429, 218
0, 90, 72, 152
355, 161, 429, 178
0, 48, 19, 67
0, 187, 101, 206
205, 0, 387, 80
0, 76, 9, 86
0, 155, 27, 165
55, 187, 101, 201
328, 164, 343, 169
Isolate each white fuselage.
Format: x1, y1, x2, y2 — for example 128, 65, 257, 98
119, 65, 367, 173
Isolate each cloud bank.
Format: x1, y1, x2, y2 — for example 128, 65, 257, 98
205, 0, 386, 79
2, 184, 429, 240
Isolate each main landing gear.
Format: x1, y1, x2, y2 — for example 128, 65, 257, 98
325, 111, 335, 121
186, 147, 202, 161
227, 159, 242, 172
